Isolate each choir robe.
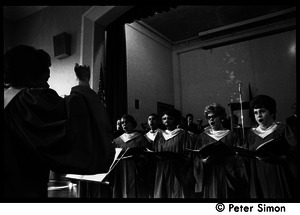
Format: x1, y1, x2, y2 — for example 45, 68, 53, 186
194, 129, 249, 199
244, 122, 297, 199
188, 131, 199, 148
152, 128, 195, 198
3, 86, 115, 198
111, 132, 152, 198
144, 128, 162, 197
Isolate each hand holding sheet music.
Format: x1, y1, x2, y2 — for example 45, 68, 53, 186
234, 137, 290, 161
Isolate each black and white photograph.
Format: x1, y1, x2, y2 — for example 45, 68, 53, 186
2, 5, 298, 212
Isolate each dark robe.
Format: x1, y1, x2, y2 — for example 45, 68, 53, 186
111, 132, 152, 198
286, 115, 297, 139
188, 131, 199, 148
152, 128, 195, 198
3, 86, 115, 198
113, 129, 124, 139
244, 123, 297, 199
187, 122, 199, 134
194, 129, 249, 199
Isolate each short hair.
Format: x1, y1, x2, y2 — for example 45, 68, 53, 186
249, 95, 276, 119
162, 108, 182, 125
4, 45, 51, 88
204, 103, 227, 121
186, 113, 194, 119
121, 114, 137, 128
148, 113, 158, 119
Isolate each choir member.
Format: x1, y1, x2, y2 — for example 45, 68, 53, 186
145, 113, 162, 144
193, 103, 249, 198
111, 114, 152, 198
244, 95, 297, 199
153, 109, 195, 198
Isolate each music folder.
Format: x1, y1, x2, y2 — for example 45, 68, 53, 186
119, 147, 147, 159
142, 148, 186, 161
234, 137, 290, 159
185, 140, 234, 158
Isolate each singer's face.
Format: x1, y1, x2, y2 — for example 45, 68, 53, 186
148, 115, 158, 130
162, 114, 176, 130
253, 108, 274, 127
207, 113, 223, 130
121, 118, 134, 133
187, 116, 193, 125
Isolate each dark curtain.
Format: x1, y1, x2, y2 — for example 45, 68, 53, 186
104, 6, 177, 126
105, 21, 128, 127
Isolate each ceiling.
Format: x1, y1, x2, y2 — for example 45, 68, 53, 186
3, 6, 48, 21
140, 5, 296, 44
3, 5, 296, 44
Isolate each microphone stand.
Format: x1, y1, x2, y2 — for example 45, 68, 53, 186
238, 83, 245, 142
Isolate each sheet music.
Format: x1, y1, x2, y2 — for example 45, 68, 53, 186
65, 147, 123, 182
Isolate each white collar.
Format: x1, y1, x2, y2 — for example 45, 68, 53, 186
161, 128, 183, 140
204, 128, 231, 141
252, 122, 280, 138
120, 132, 141, 142
145, 128, 161, 141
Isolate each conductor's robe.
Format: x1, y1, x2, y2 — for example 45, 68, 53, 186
3, 85, 115, 198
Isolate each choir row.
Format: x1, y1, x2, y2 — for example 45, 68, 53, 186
85, 96, 297, 199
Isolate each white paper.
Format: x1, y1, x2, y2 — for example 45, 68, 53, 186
65, 147, 123, 182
